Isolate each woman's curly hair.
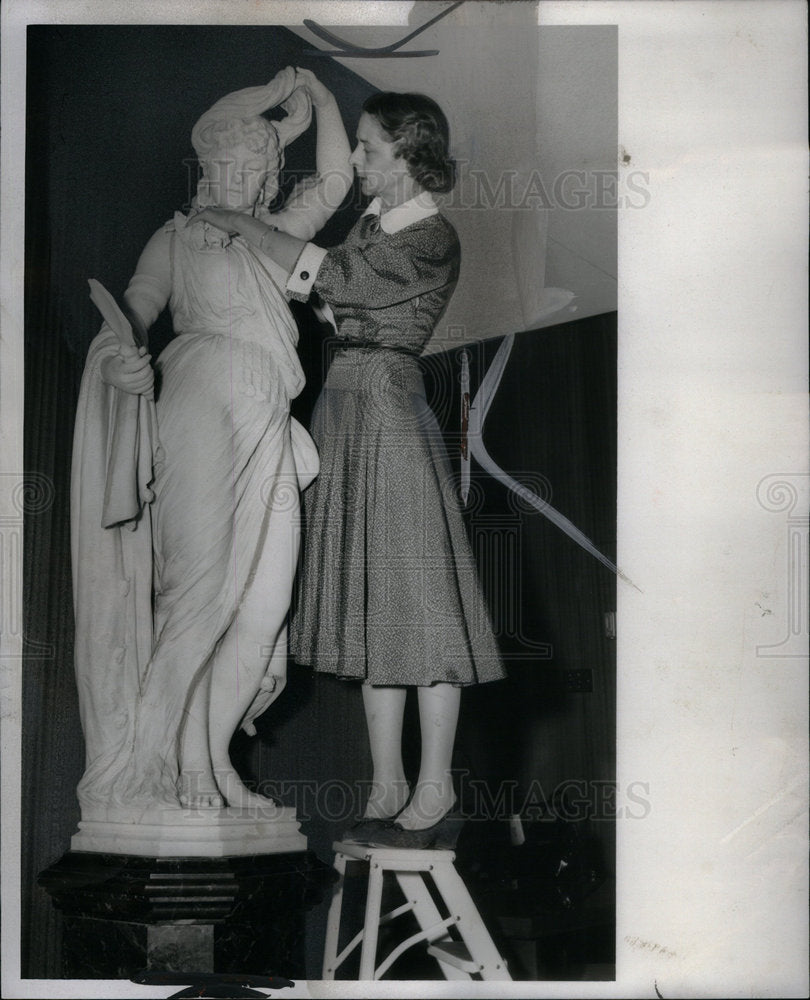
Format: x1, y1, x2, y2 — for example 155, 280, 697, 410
363, 92, 456, 194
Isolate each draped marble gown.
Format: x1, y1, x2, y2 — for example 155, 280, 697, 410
72, 213, 317, 820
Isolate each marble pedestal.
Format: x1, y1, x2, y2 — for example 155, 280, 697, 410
70, 804, 308, 856
39, 850, 336, 980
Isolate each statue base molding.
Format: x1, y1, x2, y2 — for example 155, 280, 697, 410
71, 804, 307, 856
38, 849, 336, 980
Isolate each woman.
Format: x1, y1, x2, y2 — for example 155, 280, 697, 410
75, 66, 352, 817
194, 91, 505, 847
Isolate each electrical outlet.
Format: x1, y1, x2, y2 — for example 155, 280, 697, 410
565, 668, 593, 693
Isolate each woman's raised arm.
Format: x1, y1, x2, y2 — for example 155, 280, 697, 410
270, 68, 353, 240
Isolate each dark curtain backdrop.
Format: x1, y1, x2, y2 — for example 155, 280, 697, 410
24, 25, 616, 981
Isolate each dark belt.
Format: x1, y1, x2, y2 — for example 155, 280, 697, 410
337, 339, 422, 359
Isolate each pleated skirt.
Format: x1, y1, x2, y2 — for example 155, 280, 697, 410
290, 347, 505, 686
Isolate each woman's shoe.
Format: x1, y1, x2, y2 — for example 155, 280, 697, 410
340, 794, 413, 845
340, 816, 392, 844
367, 809, 465, 851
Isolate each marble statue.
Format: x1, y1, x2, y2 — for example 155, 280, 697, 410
70, 67, 352, 854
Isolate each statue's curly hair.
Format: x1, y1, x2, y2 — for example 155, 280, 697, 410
196, 116, 279, 159
195, 117, 283, 208
363, 92, 456, 193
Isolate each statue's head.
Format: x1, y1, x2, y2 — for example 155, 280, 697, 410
194, 116, 282, 211
191, 67, 312, 211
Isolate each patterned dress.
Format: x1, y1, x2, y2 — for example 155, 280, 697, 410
289, 203, 505, 687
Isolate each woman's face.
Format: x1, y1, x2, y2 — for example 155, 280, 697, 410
349, 112, 414, 206
198, 139, 278, 211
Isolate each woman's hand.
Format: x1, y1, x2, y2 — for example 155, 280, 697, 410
294, 67, 335, 108
100, 344, 154, 398
189, 207, 238, 234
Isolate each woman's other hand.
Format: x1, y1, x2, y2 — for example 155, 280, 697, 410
189, 207, 237, 233
294, 67, 335, 108
100, 344, 154, 398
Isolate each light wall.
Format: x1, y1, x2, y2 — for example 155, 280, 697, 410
291, 5, 617, 350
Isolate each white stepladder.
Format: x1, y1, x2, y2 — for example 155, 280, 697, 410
322, 840, 512, 981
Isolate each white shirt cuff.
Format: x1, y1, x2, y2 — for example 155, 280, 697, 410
285, 243, 328, 302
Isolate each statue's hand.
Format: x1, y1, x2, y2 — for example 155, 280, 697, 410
239, 672, 287, 737
294, 66, 335, 108
100, 344, 154, 398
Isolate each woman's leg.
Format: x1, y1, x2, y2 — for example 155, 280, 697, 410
395, 682, 460, 830
361, 684, 410, 819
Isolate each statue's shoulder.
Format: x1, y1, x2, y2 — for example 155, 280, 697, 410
163, 212, 187, 234
137, 221, 176, 246
133, 223, 175, 273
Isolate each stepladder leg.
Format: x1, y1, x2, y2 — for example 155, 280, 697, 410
430, 862, 512, 981
359, 860, 385, 980
322, 852, 348, 980
395, 871, 472, 981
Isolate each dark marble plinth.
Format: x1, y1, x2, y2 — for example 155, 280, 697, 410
39, 850, 335, 980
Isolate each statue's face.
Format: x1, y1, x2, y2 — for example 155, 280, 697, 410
198, 140, 278, 211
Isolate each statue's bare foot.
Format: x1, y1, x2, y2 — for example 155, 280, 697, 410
213, 765, 281, 815
179, 770, 225, 810
227, 786, 281, 814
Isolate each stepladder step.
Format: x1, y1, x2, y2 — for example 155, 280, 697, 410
427, 940, 477, 973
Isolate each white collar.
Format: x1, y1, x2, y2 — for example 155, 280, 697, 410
363, 192, 438, 234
